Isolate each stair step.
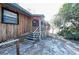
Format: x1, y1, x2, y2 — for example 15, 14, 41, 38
27, 37, 39, 39
25, 32, 39, 41
26, 35, 39, 38
26, 37, 36, 40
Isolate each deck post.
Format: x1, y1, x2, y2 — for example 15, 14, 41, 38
16, 39, 20, 55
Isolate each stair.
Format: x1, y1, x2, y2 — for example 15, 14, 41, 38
25, 32, 40, 42
24, 27, 40, 43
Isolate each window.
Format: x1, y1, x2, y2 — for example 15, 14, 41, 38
2, 8, 19, 25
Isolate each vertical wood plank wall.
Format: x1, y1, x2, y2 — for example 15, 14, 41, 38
0, 4, 32, 42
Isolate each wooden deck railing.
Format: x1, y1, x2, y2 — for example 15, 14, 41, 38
0, 39, 20, 55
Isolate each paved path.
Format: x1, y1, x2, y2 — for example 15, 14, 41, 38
0, 37, 79, 55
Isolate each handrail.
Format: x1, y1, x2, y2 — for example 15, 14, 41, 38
0, 39, 19, 46
32, 27, 39, 33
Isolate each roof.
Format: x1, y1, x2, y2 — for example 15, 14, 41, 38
2, 3, 45, 17
3, 3, 32, 16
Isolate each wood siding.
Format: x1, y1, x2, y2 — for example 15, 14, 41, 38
0, 4, 32, 42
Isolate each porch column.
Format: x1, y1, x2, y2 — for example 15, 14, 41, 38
39, 19, 41, 41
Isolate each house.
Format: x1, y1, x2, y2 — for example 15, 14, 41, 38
0, 3, 46, 42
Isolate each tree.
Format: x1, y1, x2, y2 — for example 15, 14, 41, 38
52, 3, 79, 40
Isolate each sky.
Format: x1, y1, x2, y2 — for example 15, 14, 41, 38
18, 3, 64, 22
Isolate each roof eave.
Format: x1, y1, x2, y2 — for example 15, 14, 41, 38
3, 3, 32, 16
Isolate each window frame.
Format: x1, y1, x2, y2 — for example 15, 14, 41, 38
1, 7, 19, 25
